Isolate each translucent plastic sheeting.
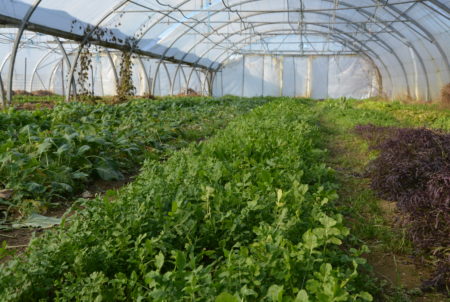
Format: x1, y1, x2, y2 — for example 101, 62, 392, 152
328, 56, 380, 99
216, 54, 380, 99
311, 56, 329, 99
0, 34, 206, 97
282, 57, 308, 97
0, 0, 449, 101
242, 56, 263, 97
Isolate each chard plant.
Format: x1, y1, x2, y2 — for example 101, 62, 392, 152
0, 97, 269, 220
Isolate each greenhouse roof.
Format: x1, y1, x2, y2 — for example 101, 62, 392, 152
0, 0, 449, 103
0, 1, 448, 69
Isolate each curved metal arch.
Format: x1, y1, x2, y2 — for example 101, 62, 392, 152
146, 0, 420, 64
129, 0, 271, 61
0, 52, 11, 108
379, 3, 448, 98
200, 72, 209, 95
110, 0, 448, 100
151, 61, 173, 96
198, 69, 210, 96
105, 48, 119, 89
217, 0, 447, 61
170, 64, 182, 95
209, 28, 390, 97
180, 66, 189, 93
55, 37, 78, 97
185, 67, 204, 95
0, 73, 5, 107
323, 0, 438, 100
30, 48, 57, 92
126, 0, 193, 45
171, 64, 190, 95
204, 25, 400, 96
150, 7, 408, 95
48, 58, 63, 93
6, 0, 42, 105
161, 61, 173, 96
149, 0, 266, 94
205, 70, 214, 96
148, 0, 440, 99
136, 55, 151, 95
171, 64, 182, 95
0, 52, 13, 107
0, 53, 12, 74
191, 24, 394, 96
359, 0, 450, 76
210, 70, 219, 96
66, 0, 207, 99
125, 0, 248, 94
313, 0, 446, 99
427, 0, 450, 14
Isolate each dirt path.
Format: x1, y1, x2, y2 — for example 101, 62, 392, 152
320, 117, 447, 301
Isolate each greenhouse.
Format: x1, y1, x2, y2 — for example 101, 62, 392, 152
0, 0, 449, 301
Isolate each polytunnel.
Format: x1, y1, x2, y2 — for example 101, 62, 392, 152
0, 0, 449, 105
1, 1, 450, 300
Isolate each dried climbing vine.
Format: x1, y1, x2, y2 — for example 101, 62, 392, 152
76, 45, 93, 101
116, 50, 135, 102
115, 39, 137, 102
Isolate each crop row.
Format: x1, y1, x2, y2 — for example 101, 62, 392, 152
0, 97, 268, 219
315, 98, 449, 294
0, 99, 372, 301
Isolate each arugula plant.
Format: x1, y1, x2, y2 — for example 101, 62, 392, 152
0, 99, 373, 301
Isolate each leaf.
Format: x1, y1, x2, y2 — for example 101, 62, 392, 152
215, 292, 238, 302
358, 292, 373, 301
175, 251, 186, 270
276, 189, 283, 202
12, 214, 61, 229
328, 237, 342, 245
302, 230, 318, 251
77, 145, 91, 155
240, 285, 257, 297
276, 189, 285, 207
51, 182, 73, 193
25, 182, 46, 194
319, 263, 333, 277
294, 290, 309, 302
72, 172, 89, 179
319, 215, 337, 229
155, 252, 164, 271
95, 166, 123, 181
37, 139, 53, 154
267, 285, 284, 302
55, 144, 71, 156
64, 132, 79, 142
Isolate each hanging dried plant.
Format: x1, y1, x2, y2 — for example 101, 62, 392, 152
115, 39, 137, 103
76, 45, 93, 101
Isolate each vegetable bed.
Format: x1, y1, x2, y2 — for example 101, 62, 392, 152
0, 97, 268, 221
2, 97, 449, 300
0, 99, 373, 301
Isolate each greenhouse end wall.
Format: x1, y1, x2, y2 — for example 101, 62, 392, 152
213, 54, 381, 99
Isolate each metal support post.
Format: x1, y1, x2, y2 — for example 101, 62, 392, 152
7, 0, 42, 105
